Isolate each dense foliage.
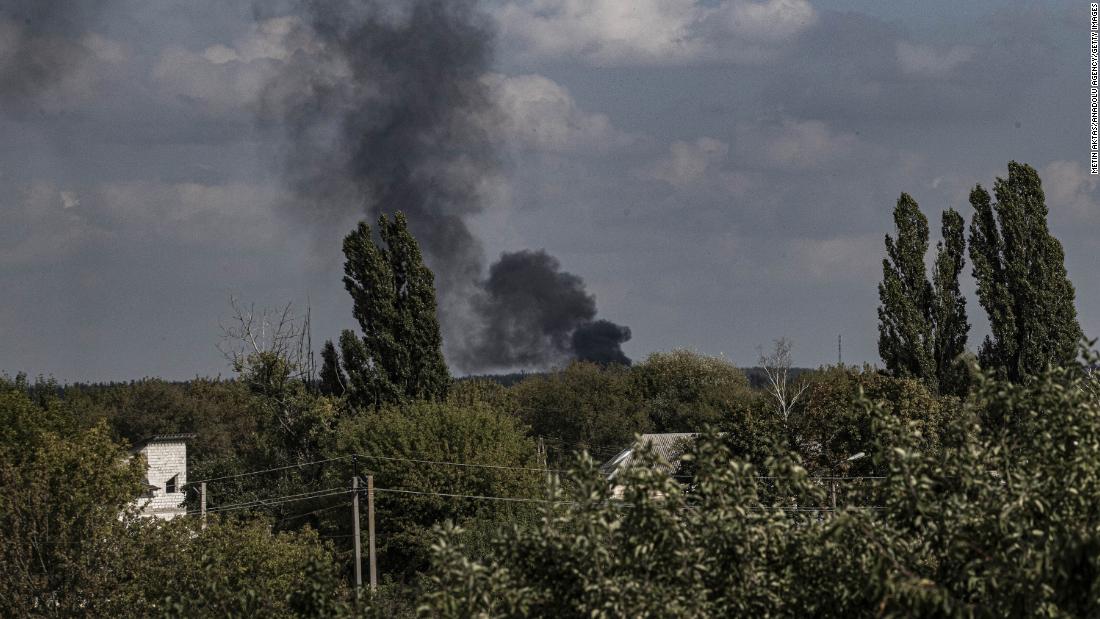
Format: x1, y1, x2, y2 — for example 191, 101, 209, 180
337, 212, 450, 409
968, 161, 1082, 382
0, 377, 347, 617
425, 356, 1100, 617
877, 194, 970, 395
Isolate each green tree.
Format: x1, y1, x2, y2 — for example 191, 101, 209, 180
931, 208, 970, 396
878, 193, 936, 385
0, 385, 147, 616
339, 213, 450, 409
512, 361, 649, 463
631, 349, 753, 432
318, 340, 347, 397
323, 400, 541, 577
879, 194, 970, 394
793, 366, 953, 477
968, 161, 1084, 381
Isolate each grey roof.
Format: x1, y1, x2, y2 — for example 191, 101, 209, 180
599, 433, 698, 480
130, 433, 197, 453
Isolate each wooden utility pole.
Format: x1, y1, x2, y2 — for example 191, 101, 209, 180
352, 476, 362, 600
367, 474, 377, 591
200, 482, 207, 530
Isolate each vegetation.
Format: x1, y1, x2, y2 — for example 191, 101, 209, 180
336, 213, 450, 410
425, 355, 1100, 617
877, 194, 970, 395
1, 170, 1094, 617
968, 161, 1083, 382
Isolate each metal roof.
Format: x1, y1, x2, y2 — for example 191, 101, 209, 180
599, 433, 698, 480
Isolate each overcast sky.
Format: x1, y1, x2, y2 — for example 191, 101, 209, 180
1, 0, 1096, 382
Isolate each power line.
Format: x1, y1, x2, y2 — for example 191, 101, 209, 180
194, 487, 350, 515
275, 501, 350, 526
373, 486, 565, 504
186, 455, 352, 487
355, 453, 562, 475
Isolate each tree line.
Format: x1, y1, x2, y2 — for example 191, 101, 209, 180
2, 161, 1098, 617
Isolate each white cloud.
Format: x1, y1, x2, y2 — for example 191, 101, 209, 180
483, 73, 628, 152
896, 41, 975, 77
643, 137, 729, 186
756, 119, 859, 169
495, 0, 816, 66
153, 47, 273, 110
788, 234, 881, 282
0, 184, 105, 265
152, 17, 316, 111
1042, 160, 1099, 220
203, 17, 307, 64
97, 181, 283, 248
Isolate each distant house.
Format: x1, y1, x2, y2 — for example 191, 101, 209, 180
130, 433, 195, 520
599, 433, 698, 499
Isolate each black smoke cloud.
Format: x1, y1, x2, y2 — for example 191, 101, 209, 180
463, 250, 631, 368
0, 1, 101, 114
572, 320, 632, 366
265, 0, 630, 371
263, 0, 494, 290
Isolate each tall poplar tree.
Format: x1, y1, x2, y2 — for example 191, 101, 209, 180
879, 194, 970, 394
878, 193, 936, 384
338, 212, 450, 409
931, 209, 970, 396
968, 161, 1083, 382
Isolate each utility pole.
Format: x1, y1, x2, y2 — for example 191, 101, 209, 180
367, 474, 377, 591
352, 475, 362, 601
837, 334, 843, 366
200, 482, 207, 530
537, 437, 551, 499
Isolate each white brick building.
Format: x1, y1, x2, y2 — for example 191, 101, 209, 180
131, 433, 195, 520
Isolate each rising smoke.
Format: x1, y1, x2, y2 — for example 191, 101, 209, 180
265, 0, 632, 370
462, 250, 632, 368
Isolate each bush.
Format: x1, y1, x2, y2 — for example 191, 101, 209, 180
422, 358, 1100, 617
324, 400, 542, 577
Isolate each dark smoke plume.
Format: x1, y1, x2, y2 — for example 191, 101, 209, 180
572, 320, 632, 366
0, 1, 102, 114
462, 250, 631, 368
264, 0, 494, 292
265, 0, 631, 371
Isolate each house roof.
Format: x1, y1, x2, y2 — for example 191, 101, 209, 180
599, 433, 698, 480
130, 433, 197, 453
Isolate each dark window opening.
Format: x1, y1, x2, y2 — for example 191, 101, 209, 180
166, 474, 178, 494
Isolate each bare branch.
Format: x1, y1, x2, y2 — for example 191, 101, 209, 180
758, 337, 805, 422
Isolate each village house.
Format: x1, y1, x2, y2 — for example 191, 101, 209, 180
130, 433, 194, 520
600, 433, 698, 499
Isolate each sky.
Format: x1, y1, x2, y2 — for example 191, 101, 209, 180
1, 0, 1097, 383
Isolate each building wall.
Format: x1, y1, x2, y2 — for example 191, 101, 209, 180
136, 440, 188, 519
